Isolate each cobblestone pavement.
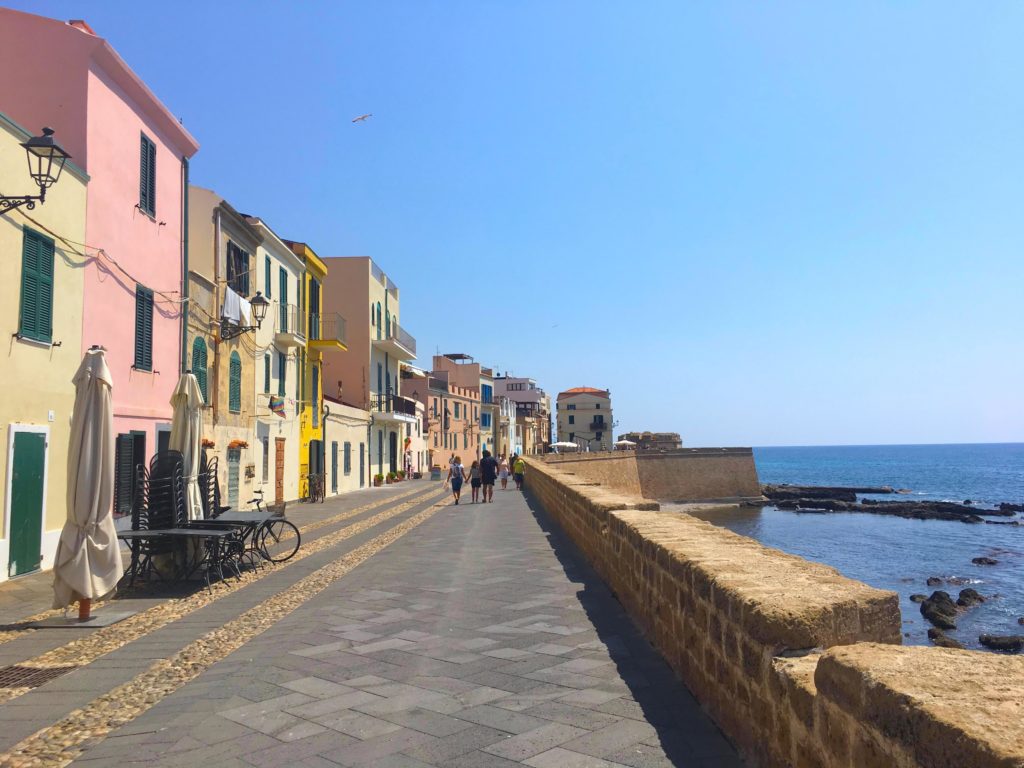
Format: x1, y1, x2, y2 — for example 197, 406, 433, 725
0, 484, 741, 767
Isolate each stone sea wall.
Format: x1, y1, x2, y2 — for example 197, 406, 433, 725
541, 448, 761, 502
523, 458, 1024, 768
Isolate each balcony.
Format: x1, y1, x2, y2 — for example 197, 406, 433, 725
371, 393, 418, 422
309, 312, 347, 353
274, 303, 306, 348
589, 421, 608, 432
372, 320, 416, 360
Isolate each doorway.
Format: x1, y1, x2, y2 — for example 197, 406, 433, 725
227, 448, 241, 508
275, 438, 285, 504
6, 427, 48, 578
389, 431, 398, 474
359, 443, 365, 487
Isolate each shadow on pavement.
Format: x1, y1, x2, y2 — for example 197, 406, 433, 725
522, 489, 744, 767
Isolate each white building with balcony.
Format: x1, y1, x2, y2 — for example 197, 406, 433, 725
246, 214, 306, 503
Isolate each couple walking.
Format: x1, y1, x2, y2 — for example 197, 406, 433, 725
447, 450, 501, 505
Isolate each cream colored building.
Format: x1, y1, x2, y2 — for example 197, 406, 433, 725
246, 215, 306, 504
0, 113, 89, 581
323, 397, 370, 496
557, 386, 614, 451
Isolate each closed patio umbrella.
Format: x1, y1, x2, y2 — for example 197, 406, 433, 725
170, 372, 204, 521
52, 347, 123, 614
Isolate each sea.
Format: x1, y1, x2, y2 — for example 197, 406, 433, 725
682, 443, 1024, 650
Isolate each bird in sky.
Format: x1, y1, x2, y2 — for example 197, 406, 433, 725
352, 114, 373, 123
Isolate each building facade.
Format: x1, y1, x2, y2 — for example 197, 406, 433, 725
0, 10, 199, 530
419, 374, 481, 468
246, 215, 306, 504
319, 257, 417, 484
323, 397, 370, 496
619, 431, 683, 451
494, 374, 552, 455
0, 112, 89, 581
557, 386, 614, 452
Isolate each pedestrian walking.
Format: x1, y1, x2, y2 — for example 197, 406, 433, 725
479, 450, 498, 502
469, 460, 482, 503
498, 454, 510, 490
513, 455, 526, 490
447, 456, 468, 504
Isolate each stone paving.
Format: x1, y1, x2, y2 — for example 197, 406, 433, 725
60, 486, 741, 767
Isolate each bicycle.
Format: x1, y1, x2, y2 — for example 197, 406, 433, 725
304, 473, 326, 504
248, 489, 301, 563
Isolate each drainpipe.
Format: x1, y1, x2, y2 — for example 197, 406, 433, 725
180, 157, 190, 374
212, 208, 221, 426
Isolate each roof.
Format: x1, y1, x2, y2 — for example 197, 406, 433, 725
557, 387, 610, 400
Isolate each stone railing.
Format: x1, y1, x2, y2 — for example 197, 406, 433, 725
522, 457, 1024, 768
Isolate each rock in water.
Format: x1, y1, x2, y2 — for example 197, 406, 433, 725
928, 628, 965, 649
926, 576, 943, 587
1018, 617, 1024, 626
979, 635, 1024, 653
972, 557, 998, 566
957, 588, 985, 607
920, 591, 958, 630
909, 594, 927, 603
999, 502, 1024, 513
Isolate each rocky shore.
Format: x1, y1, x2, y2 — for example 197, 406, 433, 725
759, 484, 1022, 524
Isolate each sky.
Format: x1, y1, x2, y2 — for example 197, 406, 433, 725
11, 1, 1024, 446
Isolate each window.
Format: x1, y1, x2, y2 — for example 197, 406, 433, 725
134, 285, 154, 371
265, 256, 271, 298
277, 352, 286, 397
481, 384, 493, 404
226, 241, 250, 296
114, 431, 146, 516
434, 433, 438, 447
595, 403, 601, 409
18, 227, 55, 343
229, 351, 241, 413
432, 398, 438, 417
463, 433, 467, 449
567, 404, 576, 410
139, 133, 156, 215
262, 435, 269, 483
264, 354, 271, 393
596, 431, 603, 440
454, 403, 460, 419
192, 337, 208, 403
481, 413, 492, 428
331, 442, 338, 493
568, 415, 575, 425
279, 267, 289, 330
569, 432, 575, 442
344, 442, 352, 475
312, 365, 320, 428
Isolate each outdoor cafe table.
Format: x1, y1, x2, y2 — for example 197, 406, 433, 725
117, 529, 166, 585
194, 511, 279, 564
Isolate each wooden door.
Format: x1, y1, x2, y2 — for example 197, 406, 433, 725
10, 431, 46, 577
275, 437, 285, 504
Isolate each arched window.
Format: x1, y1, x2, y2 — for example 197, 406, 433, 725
385, 309, 391, 337
229, 351, 242, 413
191, 337, 208, 404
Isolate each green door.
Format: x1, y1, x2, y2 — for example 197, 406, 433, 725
10, 431, 45, 577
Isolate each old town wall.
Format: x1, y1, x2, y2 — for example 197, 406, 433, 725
542, 448, 761, 502
523, 458, 1024, 768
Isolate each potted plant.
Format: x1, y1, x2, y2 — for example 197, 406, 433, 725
396, 470, 405, 481
373, 473, 384, 487
386, 471, 397, 484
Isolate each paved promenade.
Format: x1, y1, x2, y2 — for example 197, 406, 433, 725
0, 483, 739, 768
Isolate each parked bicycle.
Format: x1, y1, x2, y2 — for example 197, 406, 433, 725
246, 489, 301, 563
304, 473, 326, 504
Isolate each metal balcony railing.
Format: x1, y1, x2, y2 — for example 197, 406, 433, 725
309, 312, 346, 346
371, 393, 418, 417
382, 320, 416, 356
589, 421, 608, 432
274, 302, 304, 337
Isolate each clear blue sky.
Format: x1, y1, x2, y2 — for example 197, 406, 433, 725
14, 1, 1024, 446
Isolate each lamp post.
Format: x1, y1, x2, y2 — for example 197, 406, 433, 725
1, 127, 71, 215
220, 291, 269, 340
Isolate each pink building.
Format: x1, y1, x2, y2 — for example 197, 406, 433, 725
0, 11, 199, 514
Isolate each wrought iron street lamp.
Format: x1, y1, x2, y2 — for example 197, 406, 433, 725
1, 128, 71, 214
220, 291, 269, 340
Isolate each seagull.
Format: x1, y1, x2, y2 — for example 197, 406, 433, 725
352, 114, 373, 123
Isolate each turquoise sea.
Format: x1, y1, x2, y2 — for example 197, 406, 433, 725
687, 443, 1024, 649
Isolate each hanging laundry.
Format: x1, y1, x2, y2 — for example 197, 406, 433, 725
222, 286, 243, 325
269, 395, 286, 418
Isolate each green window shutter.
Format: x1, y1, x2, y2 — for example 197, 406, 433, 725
229, 351, 241, 413
191, 337, 208, 403
344, 442, 351, 474
265, 256, 271, 299
114, 433, 135, 516
139, 134, 156, 215
19, 228, 55, 343
264, 353, 271, 393
277, 351, 286, 397
134, 286, 153, 370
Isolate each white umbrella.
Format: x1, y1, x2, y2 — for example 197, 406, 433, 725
614, 439, 637, 447
52, 348, 123, 613
170, 372, 204, 521
551, 441, 580, 450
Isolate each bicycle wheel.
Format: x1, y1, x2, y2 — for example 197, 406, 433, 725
259, 519, 301, 563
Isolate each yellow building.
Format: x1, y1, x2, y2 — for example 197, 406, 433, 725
285, 241, 346, 497
0, 113, 88, 581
